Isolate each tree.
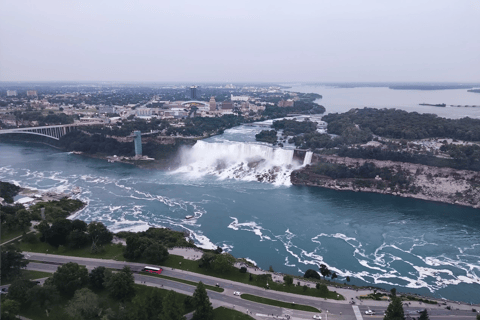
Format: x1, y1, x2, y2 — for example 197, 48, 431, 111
418, 309, 429, 320
51, 262, 89, 297
1, 245, 27, 280
88, 221, 113, 250
346, 276, 350, 282
105, 266, 135, 302
143, 242, 169, 264
383, 297, 405, 320
162, 290, 186, 320
27, 284, 60, 310
43, 219, 72, 247
390, 288, 397, 297
198, 252, 216, 269
331, 272, 338, 281
7, 279, 36, 304
67, 229, 90, 249
477, 314, 480, 320
123, 235, 152, 260
89, 266, 107, 290
319, 264, 331, 279
284, 275, 293, 285
1, 299, 20, 320
66, 288, 101, 320
192, 282, 213, 320
71, 219, 88, 232
16, 209, 32, 233
304, 269, 320, 279
212, 253, 235, 274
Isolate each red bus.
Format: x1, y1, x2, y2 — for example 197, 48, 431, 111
142, 266, 163, 274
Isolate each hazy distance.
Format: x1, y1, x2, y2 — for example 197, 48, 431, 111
1, 0, 479, 83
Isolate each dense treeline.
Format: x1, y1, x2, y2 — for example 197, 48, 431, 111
0, 181, 20, 203
272, 119, 317, 136
389, 84, 474, 90
83, 119, 169, 137
308, 161, 414, 191
262, 101, 325, 119
323, 108, 480, 141
30, 198, 84, 221
58, 131, 135, 156
84, 115, 245, 137
1, 252, 193, 320
178, 114, 245, 136
37, 219, 113, 250
58, 130, 188, 160
13, 111, 75, 126
118, 227, 192, 263
291, 130, 372, 149
336, 145, 480, 171
255, 130, 278, 144
1, 198, 84, 236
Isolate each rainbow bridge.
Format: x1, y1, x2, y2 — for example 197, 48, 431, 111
0, 122, 101, 140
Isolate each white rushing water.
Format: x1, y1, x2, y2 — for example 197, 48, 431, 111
303, 151, 313, 165
175, 140, 306, 186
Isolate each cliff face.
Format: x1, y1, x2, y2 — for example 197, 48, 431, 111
291, 155, 480, 208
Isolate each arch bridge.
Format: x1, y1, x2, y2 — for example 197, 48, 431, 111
0, 123, 101, 140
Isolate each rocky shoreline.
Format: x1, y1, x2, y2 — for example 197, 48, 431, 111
291, 154, 480, 209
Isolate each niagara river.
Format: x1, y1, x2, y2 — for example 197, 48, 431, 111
1, 123, 479, 303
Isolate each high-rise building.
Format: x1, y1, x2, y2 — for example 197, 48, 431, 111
6, 90, 17, 96
134, 131, 142, 156
27, 90, 37, 96
209, 96, 216, 111
189, 86, 198, 99
221, 101, 233, 109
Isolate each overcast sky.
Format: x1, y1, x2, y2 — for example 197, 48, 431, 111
1, 0, 479, 82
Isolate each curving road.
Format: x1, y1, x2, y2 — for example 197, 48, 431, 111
20, 252, 478, 320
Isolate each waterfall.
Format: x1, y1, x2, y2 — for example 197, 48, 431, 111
303, 151, 313, 165
175, 141, 303, 186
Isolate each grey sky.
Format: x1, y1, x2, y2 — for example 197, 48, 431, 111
1, 0, 479, 82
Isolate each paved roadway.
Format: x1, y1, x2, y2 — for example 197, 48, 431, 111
17, 252, 479, 320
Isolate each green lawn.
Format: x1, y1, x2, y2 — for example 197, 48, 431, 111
241, 293, 320, 312
1, 269, 53, 285
143, 272, 224, 292
1, 226, 25, 244
213, 306, 255, 320
159, 254, 344, 300
16, 233, 126, 260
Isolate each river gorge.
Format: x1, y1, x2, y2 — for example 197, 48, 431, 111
1, 120, 479, 304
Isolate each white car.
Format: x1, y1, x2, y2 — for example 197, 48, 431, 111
365, 310, 376, 315
233, 291, 241, 296
313, 315, 322, 319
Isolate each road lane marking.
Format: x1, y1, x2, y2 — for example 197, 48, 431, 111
353, 305, 364, 320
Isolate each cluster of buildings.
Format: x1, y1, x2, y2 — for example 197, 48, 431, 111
127, 94, 275, 120
1, 85, 303, 129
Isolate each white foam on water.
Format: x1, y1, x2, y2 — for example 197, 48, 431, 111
174, 140, 304, 186
227, 217, 275, 242
244, 257, 258, 266
303, 151, 313, 165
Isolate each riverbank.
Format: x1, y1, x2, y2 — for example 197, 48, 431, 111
291, 154, 480, 209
